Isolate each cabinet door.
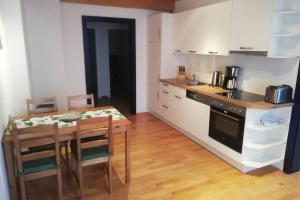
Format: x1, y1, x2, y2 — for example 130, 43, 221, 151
148, 42, 161, 87
171, 93, 186, 129
173, 11, 195, 53
196, 1, 232, 55
148, 14, 162, 42
184, 98, 210, 142
148, 86, 159, 113
230, 0, 274, 52
159, 88, 172, 120
173, 1, 232, 55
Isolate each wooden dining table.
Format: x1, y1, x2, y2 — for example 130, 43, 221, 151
2, 106, 131, 200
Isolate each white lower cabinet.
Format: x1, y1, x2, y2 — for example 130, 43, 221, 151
158, 82, 210, 142
170, 92, 186, 129
184, 98, 210, 142
158, 83, 186, 126
148, 86, 159, 114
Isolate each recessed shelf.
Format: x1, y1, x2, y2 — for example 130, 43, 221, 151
273, 34, 300, 37
276, 11, 300, 15
243, 156, 284, 168
244, 140, 287, 150
268, 55, 300, 59
245, 123, 289, 131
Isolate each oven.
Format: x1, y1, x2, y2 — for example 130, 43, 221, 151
209, 106, 245, 153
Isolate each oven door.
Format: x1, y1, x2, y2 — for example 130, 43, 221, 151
209, 106, 245, 153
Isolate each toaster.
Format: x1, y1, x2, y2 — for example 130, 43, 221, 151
265, 85, 293, 104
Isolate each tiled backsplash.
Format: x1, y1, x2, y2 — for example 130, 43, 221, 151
183, 54, 299, 95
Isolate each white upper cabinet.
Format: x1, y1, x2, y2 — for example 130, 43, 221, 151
229, 0, 274, 52
173, 1, 233, 55
194, 1, 233, 55
148, 14, 162, 42
173, 11, 194, 53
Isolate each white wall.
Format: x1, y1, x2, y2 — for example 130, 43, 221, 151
61, 3, 158, 112
23, 0, 67, 111
175, 0, 228, 12
0, 0, 32, 199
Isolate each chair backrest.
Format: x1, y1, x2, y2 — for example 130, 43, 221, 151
13, 123, 60, 175
27, 97, 58, 115
75, 115, 112, 162
67, 94, 94, 111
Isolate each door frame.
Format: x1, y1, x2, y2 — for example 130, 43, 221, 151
82, 15, 136, 114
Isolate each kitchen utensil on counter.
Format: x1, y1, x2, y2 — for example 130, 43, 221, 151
177, 65, 186, 80
226, 66, 239, 77
265, 85, 293, 104
223, 66, 240, 90
211, 71, 222, 86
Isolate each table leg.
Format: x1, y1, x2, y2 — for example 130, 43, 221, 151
125, 126, 130, 183
3, 141, 18, 200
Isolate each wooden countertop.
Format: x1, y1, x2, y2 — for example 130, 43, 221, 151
161, 78, 294, 110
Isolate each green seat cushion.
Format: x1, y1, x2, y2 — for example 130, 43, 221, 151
70, 141, 110, 162
21, 157, 58, 175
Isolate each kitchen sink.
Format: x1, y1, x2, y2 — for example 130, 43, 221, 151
186, 80, 207, 86
175, 79, 207, 86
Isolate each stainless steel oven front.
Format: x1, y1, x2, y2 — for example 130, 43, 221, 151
209, 106, 245, 153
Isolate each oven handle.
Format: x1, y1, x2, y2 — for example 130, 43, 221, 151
211, 109, 240, 122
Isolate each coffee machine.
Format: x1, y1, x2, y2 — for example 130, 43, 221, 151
223, 66, 239, 90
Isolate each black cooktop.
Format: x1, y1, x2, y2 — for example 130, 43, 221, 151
216, 90, 265, 102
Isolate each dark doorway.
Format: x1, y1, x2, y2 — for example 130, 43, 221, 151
82, 16, 136, 115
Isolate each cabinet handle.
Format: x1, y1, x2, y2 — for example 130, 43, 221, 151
157, 73, 160, 84
175, 95, 182, 99
188, 50, 196, 53
163, 91, 169, 94
208, 51, 218, 54
175, 50, 182, 53
163, 83, 169, 87
240, 47, 254, 50
158, 28, 161, 40
162, 105, 168, 109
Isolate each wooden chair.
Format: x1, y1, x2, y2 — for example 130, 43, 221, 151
26, 97, 69, 172
71, 116, 113, 199
67, 94, 94, 111
26, 97, 58, 115
13, 123, 63, 200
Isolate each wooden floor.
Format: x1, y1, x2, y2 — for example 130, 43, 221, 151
26, 113, 300, 200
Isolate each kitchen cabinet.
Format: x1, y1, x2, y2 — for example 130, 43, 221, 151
147, 14, 178, 113
173, 1, 232, 55
268, 0, 300, 58
158, 82, 186, 129
229, 0, 274, 52
184, 98, 210, 142
148, 14, 161, 42
169, 88, 186, 129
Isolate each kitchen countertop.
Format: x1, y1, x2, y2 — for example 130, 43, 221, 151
161, 78, 294, 110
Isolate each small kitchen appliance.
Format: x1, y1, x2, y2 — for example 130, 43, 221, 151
223, 66, 240, 90
265, 85, 293, 104
211, 71, 222, 86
